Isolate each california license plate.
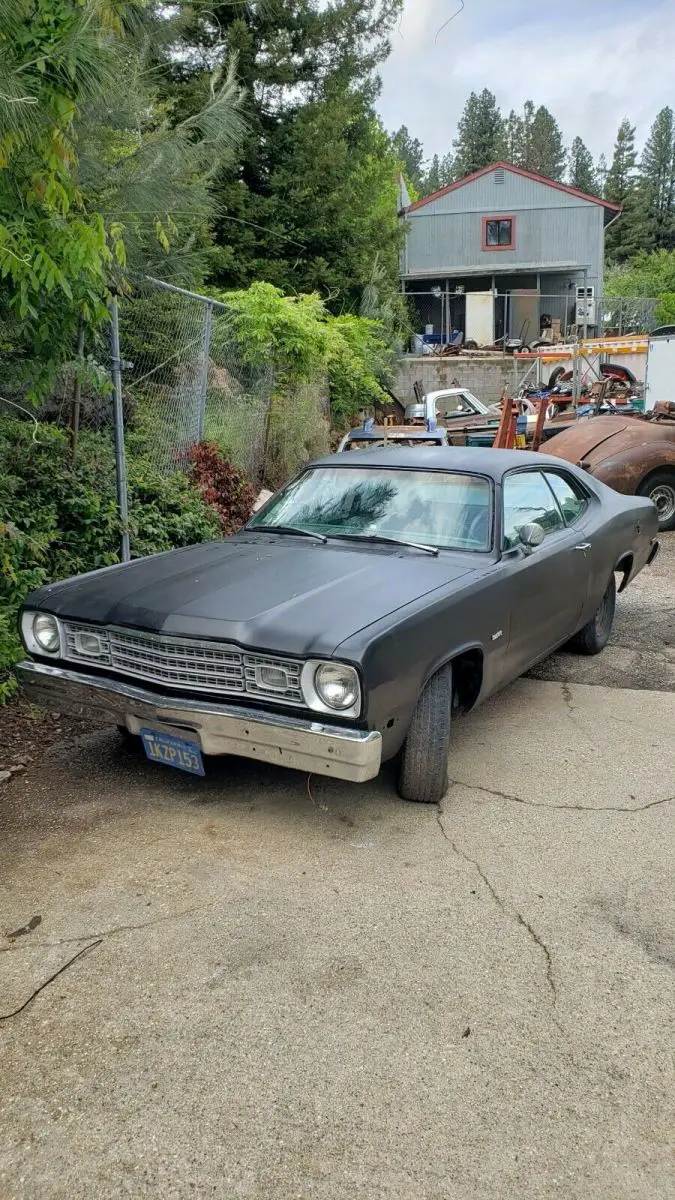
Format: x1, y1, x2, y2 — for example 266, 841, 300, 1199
140, 728, 205, 776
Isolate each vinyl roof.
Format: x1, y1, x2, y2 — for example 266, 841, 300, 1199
311, 447, 570, 476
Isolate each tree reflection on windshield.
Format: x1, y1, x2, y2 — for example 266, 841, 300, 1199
248, 468, 492, 552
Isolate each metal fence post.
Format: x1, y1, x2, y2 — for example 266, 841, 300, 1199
198, 301, 213, 443
109, 296, 131, 563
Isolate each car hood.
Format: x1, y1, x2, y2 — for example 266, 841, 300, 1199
32, 535, 477, 658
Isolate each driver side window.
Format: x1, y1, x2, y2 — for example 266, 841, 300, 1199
503, 471, 564, 550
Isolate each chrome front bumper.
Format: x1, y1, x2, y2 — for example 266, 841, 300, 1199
16, 661, 382, 784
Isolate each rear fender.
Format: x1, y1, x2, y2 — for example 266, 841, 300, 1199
593, 444, 675, 494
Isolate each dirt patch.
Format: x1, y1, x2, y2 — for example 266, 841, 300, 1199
0, 698, 107, 781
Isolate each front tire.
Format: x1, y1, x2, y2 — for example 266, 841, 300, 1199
398, 666, 452, 804
637, 470, 675, 532
569, 575, 616, 656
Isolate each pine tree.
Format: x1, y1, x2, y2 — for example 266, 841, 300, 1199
568, 137, 597, 194
596, 153, 609, 197
504, 109, 523, 165
528, 106, 566, 180
605, 119, 648, 263
422, 152, 453, 195
641, 107, 675, 250
157, 0, 404, 297
391, 125, 425, 192
503, 101, 565, 179
452, 89, 505, 178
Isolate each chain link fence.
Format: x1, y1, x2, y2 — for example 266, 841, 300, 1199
404, 291, 660, 351
116, 276, 273, 480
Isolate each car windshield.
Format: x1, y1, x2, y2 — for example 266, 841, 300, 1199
248, 468, 492, 552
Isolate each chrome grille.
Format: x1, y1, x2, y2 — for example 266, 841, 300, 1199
62, 621, 304, 705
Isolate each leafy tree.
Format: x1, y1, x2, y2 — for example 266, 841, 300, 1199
0, 0, 246, 396
453, 89, 505, 178
568, 137, 597, 194
605, 249, 675, 324
392, 125, 425, 193
641, 107, 675, 250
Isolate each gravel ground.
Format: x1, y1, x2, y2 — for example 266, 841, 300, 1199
530, 532, 675, 691
0, 539, 673, 1200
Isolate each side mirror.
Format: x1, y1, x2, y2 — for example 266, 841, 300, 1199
519, 522, 545, 553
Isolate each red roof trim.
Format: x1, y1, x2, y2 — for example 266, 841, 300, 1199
406, 161, 621, 214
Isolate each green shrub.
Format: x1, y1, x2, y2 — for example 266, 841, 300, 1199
0, 418, 220, 700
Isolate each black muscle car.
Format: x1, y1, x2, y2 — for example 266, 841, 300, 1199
17, 448, 660, 804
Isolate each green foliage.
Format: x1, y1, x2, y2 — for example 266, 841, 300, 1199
422, 152, 453, 196
161, 0, 404, 308
0, 0, 246, 399
505, 102, 566, 181
222, 281, 390, 423
392, 125, 425, 193
452, 89, 505, 178
606, 250, 675, 323
641, 107, 675, 252
568, 137, 598, 195
0, 417, 220, 699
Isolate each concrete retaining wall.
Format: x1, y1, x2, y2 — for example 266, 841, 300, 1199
394, 356, 515, 406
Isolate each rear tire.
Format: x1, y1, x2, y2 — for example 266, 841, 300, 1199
637, 470, 675, 532
569, 575, 616, 656
398, 666, 452, 804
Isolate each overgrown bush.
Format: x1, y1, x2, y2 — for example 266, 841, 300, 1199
222, 281, 391, 425
0, 418, 220, 700
188, 442, 255, 534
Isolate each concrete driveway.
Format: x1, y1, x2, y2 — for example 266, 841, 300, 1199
1, 544, 674, 1200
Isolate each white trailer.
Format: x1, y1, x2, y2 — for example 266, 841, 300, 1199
644, 334, 675, 412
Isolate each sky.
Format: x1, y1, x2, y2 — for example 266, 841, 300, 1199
376, 0, 674, 166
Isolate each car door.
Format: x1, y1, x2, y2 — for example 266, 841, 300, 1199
499, 469, 590, 677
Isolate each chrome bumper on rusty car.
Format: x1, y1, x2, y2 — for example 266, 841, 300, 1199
16, 661, 382, 784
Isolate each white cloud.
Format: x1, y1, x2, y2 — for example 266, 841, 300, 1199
377, 0, 674, 164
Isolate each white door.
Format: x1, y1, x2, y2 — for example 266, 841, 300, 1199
465, 292, 495, 346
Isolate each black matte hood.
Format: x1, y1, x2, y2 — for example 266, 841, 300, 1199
29, 535, 476, 658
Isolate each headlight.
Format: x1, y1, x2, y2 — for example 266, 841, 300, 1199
300, 660, 361, 717
314, 663, 359, 711
33, 614, 60, 653
20, 611, 62, 657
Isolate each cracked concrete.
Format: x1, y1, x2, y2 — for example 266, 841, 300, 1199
436, 811, 560, 1029
0, 545, 674, 1198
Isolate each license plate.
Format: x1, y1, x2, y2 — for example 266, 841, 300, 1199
139, 728, 205, 776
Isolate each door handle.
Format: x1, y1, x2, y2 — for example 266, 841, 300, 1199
574, 543, 592, 552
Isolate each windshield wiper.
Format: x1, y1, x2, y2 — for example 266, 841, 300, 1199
254, 525, 328, 544
329, 532, 439, 557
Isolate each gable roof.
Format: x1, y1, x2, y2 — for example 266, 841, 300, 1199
406, 161, 621, 214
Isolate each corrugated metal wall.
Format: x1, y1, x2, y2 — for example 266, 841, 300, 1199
404, 168, 605, 289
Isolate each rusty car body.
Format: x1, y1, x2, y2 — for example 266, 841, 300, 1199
546, 408, 675, 531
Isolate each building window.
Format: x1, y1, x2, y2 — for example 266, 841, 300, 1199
482, 216, 515, 251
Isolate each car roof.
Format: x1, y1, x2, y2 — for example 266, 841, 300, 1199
311, 447, 573, 478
